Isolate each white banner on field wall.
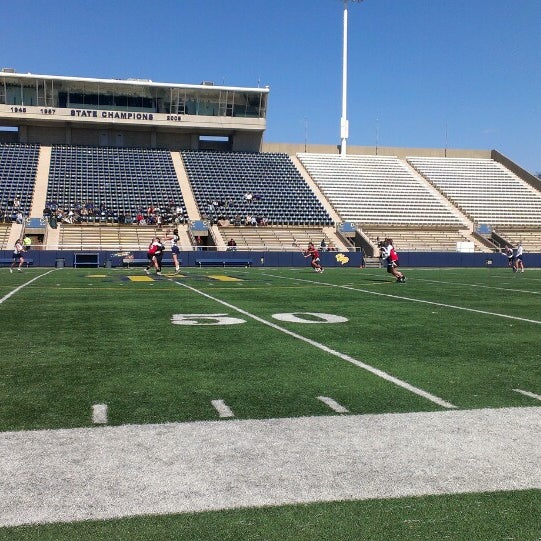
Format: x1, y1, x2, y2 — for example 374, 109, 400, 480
456, 242, 474, 253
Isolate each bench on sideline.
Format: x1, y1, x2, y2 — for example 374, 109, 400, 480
0, 258, 34, 267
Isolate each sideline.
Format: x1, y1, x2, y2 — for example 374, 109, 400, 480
0, 269, 56, 306
264, 272, 541, 326
172, 279, 456, 410
1, 406, 539, 527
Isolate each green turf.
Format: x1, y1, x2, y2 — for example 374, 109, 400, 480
0, 266, 540, 538
2, 266, 539, 430
1, 490, 539, 540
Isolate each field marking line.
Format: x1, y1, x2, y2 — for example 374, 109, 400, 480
513, 389, 541, 401
1, 406, 540, 527
317, 396, 349, 413
211, 399, 235, 418
92, 404, 108, 424
0, 270, 55, 306
405, 276, 541, 296
172, 279, 457, 410
264, 273, 541, 326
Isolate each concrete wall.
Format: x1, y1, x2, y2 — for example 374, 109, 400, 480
262, 142, 492, 160
5, 124, 266, 152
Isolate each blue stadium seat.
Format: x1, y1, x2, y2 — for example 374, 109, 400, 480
181, 150, 333, 226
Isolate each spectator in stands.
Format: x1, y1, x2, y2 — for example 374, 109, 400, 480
23, 235, 31, 252
377, 237, 384, 267
359, 246, 366, 268
13, 196, 20, 209
320, 239, 327, 252
227, 238, 237, 251
244, 191, 253, 203
513, 242, 524, 273
165, 229, 181, 273
382, 238, 406, 283
15, 211, 24, 224
175, 205, 184, 224
10, 239, 25, 273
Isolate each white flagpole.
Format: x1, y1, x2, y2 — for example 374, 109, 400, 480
340, 0, 364, 157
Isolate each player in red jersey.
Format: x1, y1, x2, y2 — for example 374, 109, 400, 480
304, 242, 324, 273
382, 238, 406, 283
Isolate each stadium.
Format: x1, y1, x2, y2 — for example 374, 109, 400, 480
0, 38, 540, 541
1, 68, 541, 270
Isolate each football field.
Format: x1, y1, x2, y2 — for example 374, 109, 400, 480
0, 265, 539, 539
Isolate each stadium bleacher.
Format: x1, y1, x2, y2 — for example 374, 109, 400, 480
407, 157, 541, 226
492, 227, 541, 252
297, 153, 467, 227
46, 145, 187, 224
0, 139, 539, 256
360, 226, 484, 253
219, 226, 334, 251
181, 150, 333, 227
58, 223, 179, 251
0, 143, 40, 220
0, 223, 11, 250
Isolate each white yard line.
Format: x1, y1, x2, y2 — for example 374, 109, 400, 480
92, 404, 108, 424
211, 399, 235, 418
0, 270, 55, 305
317, 396, 349, 413
265, 273, 541, 326
513, 389, 541, 401
406, 276, 541, 296
173, 280, 456, 410
1, 406, 539, 527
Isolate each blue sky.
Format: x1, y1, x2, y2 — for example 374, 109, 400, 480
3, 0, 541, 173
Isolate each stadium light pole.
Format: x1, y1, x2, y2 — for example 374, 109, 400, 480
340, 0, 364, 157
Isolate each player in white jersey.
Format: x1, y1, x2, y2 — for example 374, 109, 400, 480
165, 229, 181, 273
10, 239, 25, 273
513, 242, 524, 273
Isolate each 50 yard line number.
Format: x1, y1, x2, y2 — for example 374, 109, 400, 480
171, 312, 348, 325
169, 279, 457, 409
